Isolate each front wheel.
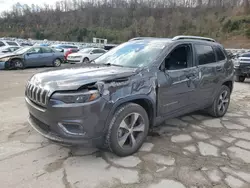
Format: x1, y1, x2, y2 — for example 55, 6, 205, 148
82, 57, 89, 63
206, 85, 231, 117
13, 59, 24, 69
105, 103, 149, 157
235, 75, 245, 82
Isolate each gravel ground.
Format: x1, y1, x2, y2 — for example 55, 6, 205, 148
1, 67, 250, 188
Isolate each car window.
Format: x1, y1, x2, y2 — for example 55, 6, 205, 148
214, 46, 226, 61
240, 53, 250, 57
92, 49, 100, 54
195, 44, 216, 65
164, 44, 192, 70
28, 47, 42, 54
9, 47, 20, 52
0, 41, 5, 47
6, 42, 18, 46
96, 49, 106, 53
42, 47, 54, 53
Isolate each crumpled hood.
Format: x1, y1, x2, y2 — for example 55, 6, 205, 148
0, 53, 18, 59
29, 64, 137, 92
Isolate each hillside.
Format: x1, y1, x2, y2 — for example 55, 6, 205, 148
1, 0, 250, 47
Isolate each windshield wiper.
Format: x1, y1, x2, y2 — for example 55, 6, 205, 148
103, 63, 124, 67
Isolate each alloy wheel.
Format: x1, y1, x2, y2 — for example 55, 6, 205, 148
54, 59, 61, 67
218, 90, 229, 114
117, 113, 145, 149
15, 61, 23, 68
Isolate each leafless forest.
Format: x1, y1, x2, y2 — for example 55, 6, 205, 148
0, 0, 250, 45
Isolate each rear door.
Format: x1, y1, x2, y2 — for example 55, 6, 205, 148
41, 47, 55, 65
194, 44, 220, 107
157, 43, 200, 116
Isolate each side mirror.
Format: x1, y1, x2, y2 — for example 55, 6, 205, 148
90, 52, 93, 54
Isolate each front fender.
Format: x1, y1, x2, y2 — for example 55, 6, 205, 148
104, 94, 156, 132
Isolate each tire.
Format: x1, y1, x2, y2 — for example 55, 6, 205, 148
105, 103, 149, 157
53, 58, 62, 67
82, 57, 89, 63
206, 85, 231, 118
12, 59, 24, 69
235, 76, 245, 82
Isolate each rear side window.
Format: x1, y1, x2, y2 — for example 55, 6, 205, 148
214, 46, 226, 61
0, 41, 5, 47
7, 42, 18, 46
42, 47, 53, 53
195, 45, 216, 65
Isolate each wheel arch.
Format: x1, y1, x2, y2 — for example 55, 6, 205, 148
222, 80, 233, 92
105, 95, 156, 130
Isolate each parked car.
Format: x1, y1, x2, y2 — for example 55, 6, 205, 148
67, 48, 106, 63
0, 46, 64, 70
64, 48, 79, 60
0, 40, 20, 47
51, 44, 79, 54
234, 52, 250, 82
25, 36, 234, 156
0, 46, 21, 55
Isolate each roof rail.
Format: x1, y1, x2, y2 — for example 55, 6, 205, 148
128, 37, 155, 41
172, 35, 216, 42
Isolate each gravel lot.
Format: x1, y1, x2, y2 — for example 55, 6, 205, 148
1, 67, 250, 188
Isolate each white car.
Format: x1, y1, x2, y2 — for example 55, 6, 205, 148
0, 46, 21, 55
67, 48, 106, 63
0, 40, 20, 47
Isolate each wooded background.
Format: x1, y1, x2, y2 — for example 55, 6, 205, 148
0, 0, 250, 47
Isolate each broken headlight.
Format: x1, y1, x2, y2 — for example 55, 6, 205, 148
51, 90, 100, 104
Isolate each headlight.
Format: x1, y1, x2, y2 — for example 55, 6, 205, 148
51, 90, 100, 104
0, 57, 10, 62
234, 59, 240, 68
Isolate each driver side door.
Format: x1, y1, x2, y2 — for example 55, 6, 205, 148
25, 47, 43, 67
157, 43, 200, 117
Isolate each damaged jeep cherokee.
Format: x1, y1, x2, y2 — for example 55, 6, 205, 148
26, 36, 234, 156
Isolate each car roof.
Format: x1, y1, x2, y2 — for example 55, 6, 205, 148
128, 36, 221, 46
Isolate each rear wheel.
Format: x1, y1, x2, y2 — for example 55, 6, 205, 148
235, 75, 245, 82
206, 85, 231, 117
105, 103, 149, 157
53, 59, 62, 67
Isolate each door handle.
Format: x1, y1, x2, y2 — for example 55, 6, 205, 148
216, 66, 223, 71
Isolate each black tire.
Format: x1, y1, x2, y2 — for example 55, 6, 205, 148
206, 85, 231, 118
53, 58, 62, 67
235, 76, 245, 82
82, 57, 89, 63
12, 59, 24, 69
105, 103, 149, 157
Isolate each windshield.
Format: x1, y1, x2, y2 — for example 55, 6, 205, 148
79, 48, 92, 53
94, 40, 167, 68
13, 47, 31, 54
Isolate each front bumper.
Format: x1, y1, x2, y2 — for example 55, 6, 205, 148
67, 59, 81, 64
234, 67, 250, 76
26, 96, 110, 147
0, 61, 6, 70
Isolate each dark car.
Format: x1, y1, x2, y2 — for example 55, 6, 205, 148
25, 36, 234, 156
234, 52, 250, 82
0, 46, 64, 70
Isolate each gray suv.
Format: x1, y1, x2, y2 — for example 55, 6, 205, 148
25, 36, 234, 156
